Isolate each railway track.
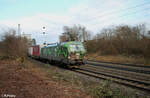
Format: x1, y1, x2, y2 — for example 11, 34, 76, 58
30, 58, 150, 92
86, 60, 150, 74
74, 60, 150, 92
73, 64, 150, 92
83, 64, 150, 82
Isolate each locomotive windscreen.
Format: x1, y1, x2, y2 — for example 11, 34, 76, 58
69, 44, 85, 52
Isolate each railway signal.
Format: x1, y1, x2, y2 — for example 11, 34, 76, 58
42, 26, 47, 44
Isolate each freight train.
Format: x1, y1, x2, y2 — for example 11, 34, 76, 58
28, 41, 86, 67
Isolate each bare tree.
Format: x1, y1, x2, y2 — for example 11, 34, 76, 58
60, 25, 91, 42
0, 29, 29, 59
86, 24, 150, 57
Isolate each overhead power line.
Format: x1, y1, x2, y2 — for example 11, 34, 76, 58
85, 1, 150, 22
86, 7, 150, 27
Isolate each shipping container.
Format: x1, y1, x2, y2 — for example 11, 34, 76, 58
28, 47, 33, 56
28, 44, 47, 58
32, 45, 40, 57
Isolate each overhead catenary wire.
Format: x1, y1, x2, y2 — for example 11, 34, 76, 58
96, 7, 149, 24
81, 7, 150, 28
85, 1, 150, 23
78, 8, 149, 34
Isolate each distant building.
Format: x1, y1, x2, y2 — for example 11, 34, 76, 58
22, 34, 32, 40
21, 33, 32, 45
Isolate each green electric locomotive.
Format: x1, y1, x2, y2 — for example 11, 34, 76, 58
40, 41, 86, 66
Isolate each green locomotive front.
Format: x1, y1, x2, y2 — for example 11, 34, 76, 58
61, 41, 86, 65
40, 41, 86, 65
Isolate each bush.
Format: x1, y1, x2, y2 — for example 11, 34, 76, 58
85, 24, 150, 58
0, 29, 29, 60
91, 81, 121, 98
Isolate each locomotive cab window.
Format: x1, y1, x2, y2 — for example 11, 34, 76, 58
69, 44, 85, 52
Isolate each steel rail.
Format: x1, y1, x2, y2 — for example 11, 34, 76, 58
73, 67, 150, 92
86, 60, 150, 68
86, 61, 150, 74
83, 64, 150, 82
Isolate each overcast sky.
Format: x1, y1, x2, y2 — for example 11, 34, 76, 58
0, 0, 150, 44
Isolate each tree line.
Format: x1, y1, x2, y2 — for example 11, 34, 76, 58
0, 24, 149, 59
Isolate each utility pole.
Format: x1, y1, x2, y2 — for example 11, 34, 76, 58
82, 27, 85, 42
18, 24, 21, 36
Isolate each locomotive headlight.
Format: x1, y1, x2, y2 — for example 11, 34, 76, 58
76, 53, 80, 56
68, 56, 71, 59
76, 53, 80, 59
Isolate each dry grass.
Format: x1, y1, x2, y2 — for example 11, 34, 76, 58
86, 53, 150, 65
0, 59, 91, 98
